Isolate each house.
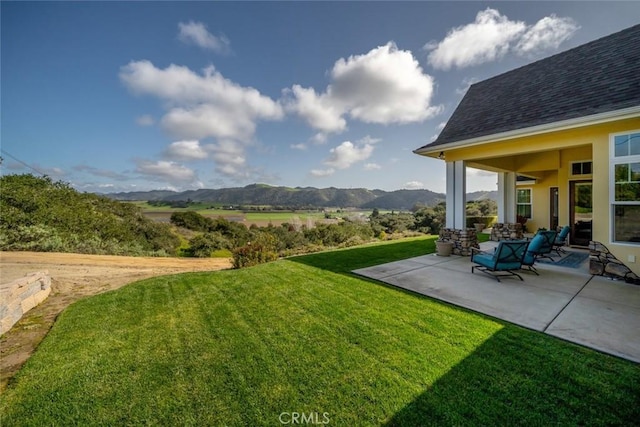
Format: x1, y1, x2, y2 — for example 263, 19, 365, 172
414, 24, 640, 276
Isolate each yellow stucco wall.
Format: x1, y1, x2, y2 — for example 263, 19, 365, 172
422, 117, 640, 274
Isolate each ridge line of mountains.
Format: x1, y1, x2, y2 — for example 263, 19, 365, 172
106, 184, 497, 210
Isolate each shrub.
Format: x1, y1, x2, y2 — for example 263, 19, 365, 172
170, 211, 212, 232
466, 216, 497, 229
232, 232, 278, 268
187, 232, 230, 258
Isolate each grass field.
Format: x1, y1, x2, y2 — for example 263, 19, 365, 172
1, 236, 638, 425
128, 201, 355, 226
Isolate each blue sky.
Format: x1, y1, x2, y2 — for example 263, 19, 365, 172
2, 2, 639, 194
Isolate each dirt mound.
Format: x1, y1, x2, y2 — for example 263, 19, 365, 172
0, 251, 232, 390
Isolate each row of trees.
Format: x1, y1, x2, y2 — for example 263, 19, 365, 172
169, 211, 376, 267
171, 199, 497, 267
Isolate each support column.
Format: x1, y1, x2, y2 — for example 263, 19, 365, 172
445, 161, 466, 229
497, 172, 516, 223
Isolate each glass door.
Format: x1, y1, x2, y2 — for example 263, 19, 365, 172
570, 181, 592, 246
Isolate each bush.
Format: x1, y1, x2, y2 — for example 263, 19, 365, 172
170, 211, 212, 232
187, 232, 230, 258
304, 222, 373, 247
232, 232, 278, 268
466, 216, 497, 229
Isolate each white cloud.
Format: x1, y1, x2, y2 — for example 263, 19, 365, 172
164, 140, 209, 161
364, 163, 381, 171
207, 139, 248, 179
136, 114, 154, 126
331, 43, 441, 124
456, 77, 479, 95
324, 140, 374, 170
290, 143, 307, 150
135, 159, 197, 183
120, 60, 284, 180
287, 42, 441, 133
74, 165, 129, 181
467, 167, 497, 178
120, 62, 283, 139
178, 21, 230, 54
426, 8, 526, 70
284, 85, 347, 133
311, 132, 329, 145
403, 181, 425, 190
430, 121, 448, 141
515, 15, 579, 55
310, 168, 335, 177
426, 8, 578, 70
356, 135, 381, 145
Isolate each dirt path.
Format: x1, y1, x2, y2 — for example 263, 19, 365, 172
0, 251, 232, 390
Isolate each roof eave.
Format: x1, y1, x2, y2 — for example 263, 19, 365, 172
414, 105, 640, 157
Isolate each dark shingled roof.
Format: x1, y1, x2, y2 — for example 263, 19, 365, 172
417, 24, 640, 151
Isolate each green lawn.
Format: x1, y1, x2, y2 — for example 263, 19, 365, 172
1, 237, 638, 426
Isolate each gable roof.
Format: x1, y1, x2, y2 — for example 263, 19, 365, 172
416, 24, 640, 153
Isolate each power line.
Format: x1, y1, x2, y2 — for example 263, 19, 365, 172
0, 148, 48, 177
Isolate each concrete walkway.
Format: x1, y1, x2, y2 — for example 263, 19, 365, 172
353, 246, 640, 363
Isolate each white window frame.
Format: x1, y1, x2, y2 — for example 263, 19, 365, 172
516, 188, 533, 220
609, 130, 640, 245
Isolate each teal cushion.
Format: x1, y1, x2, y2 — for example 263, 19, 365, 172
523, 234, 545, 264
473, 253, 495, 268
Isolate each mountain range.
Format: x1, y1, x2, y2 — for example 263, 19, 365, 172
106, 184, 497, 210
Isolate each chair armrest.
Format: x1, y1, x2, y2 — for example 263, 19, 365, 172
470, 247, 494, 259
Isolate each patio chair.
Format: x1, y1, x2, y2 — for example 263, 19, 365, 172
527, 230, 558, 262
552, 225, 571, 255
521, 233, 546, 275
471, 240, 530, 282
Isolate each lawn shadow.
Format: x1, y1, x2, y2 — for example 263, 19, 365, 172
384, 325, 640, 426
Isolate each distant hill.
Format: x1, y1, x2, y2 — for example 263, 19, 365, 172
359, 189, 444, 210
104, 190, 178, 201
467, 190, 499, 201
107, 184, 497, 211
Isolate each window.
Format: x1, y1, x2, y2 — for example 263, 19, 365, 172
571, 161, 592, 176
516, 188, 532, 219
611, 131, 640, 244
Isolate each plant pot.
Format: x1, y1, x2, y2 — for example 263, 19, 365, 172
474, 223, 485, 233
436, 241, 454, 257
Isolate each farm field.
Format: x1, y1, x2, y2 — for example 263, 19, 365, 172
127, 201, 373, 227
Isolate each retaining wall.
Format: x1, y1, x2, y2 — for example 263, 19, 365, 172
0, 271, 51, 335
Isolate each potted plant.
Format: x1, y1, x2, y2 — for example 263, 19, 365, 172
436, 239, 454, 256
516, 215, 528, 233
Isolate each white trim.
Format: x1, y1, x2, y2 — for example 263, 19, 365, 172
516, 188, 533, 220
416, 106, 640, 156
609, 130, 640, 245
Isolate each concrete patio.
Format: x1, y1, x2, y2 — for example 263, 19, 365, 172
353, 244, 640, 363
